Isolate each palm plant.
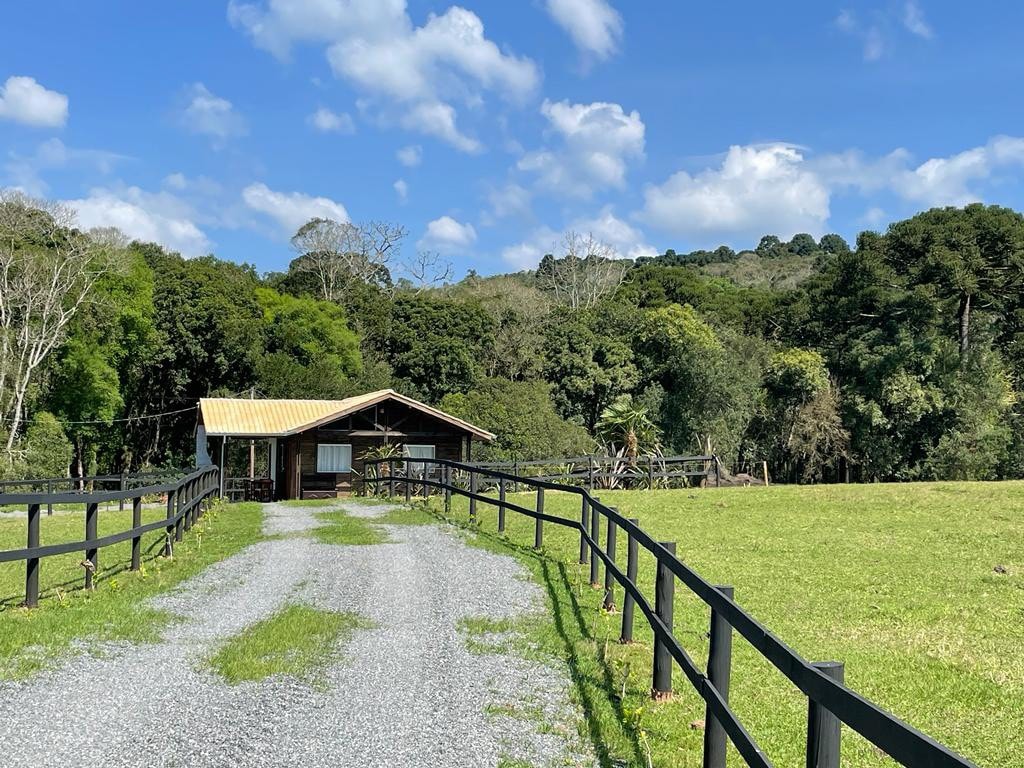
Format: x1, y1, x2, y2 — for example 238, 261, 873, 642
596, 395, 662, 466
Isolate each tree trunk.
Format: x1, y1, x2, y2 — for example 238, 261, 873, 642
958, 292, 971, 359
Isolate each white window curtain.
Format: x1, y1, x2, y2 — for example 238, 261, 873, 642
317, 444, 352, 473
403, 444, 435, 477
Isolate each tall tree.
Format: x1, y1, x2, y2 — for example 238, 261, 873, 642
0, 192, 119, 461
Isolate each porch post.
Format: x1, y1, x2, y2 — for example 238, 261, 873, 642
268, 437, 278, 498
219, 436, 226, 497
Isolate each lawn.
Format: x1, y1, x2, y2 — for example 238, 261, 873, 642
419, 482, 1023, 768
0, 499, 264, 679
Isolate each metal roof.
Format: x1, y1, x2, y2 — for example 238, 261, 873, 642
199, 389, 495, 440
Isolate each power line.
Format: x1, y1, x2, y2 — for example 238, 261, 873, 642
51, 404, 197, 426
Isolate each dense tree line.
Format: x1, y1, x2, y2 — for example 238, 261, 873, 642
2, 188, 1022, 483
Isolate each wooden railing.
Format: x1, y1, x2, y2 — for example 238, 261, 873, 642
0, 465, 220, 608
463, 454, 721, 489
364, 457, 977, 768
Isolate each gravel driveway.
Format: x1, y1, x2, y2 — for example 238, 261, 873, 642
0, 502, 593, 768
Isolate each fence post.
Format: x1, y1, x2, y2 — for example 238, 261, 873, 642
84, 501, 99, 590
469, 470, 477, 523
579, 496, 590, 564
534, 487, 544, 548
807, 662, 844, 768
513, 459, 519, 493
25, 503, 40, 608
620, 518, 639, 642
498, 477, 506, 533
47, 480, 53, 516
164, 489, 175, 557
652, 541, 676, 700
703, 585, 735, 768
648, 456, 655, 490
715, 456, 722, 488
589, 496, 601, 587
588, 456, 595, 491
177, 481, 187, 540
603, 510, 618, 611
119, 471, 126, 511
404, 460, 412, 503
421, 463, 429, 499
444, 465, 452, 514
131, 496, 143, 571
388, 459, 395, 498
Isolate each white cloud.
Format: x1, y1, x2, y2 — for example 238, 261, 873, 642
500, 209, 654, 269
308, 107, 355, 133
418, 215, 476, 251
65, 185, 211, 257
544, 0, 623, 60
400, 100, 480, 154
4, 138, 126, 196
485, 182, 532, 221
519, 99, 645, 197
397, 145, 422, 167
501, 226, 560, 270
0, 76, 68, 127
817, 136, 1024, 207
861, 207, 888, 228
902, 1, 933, 39
180, 83, 247, 139
394, 178, 408, 201
230, 0, 539, 152
571, 207, 656, 259
836, 3, 934, 61
834, 10, 885, 61
638, 136, 1024, 247
242, 182, 349, 234
639, 144, 831, 244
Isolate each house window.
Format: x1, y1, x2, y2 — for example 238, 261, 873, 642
404, 444, 435, 476
317, 444, 352, 473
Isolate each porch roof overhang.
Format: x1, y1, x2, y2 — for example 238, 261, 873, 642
199, 389, 495, 441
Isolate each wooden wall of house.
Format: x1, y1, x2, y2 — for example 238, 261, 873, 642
282, 399, 472, 498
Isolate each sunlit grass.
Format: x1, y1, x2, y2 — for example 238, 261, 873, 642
208, 603, 373, 686
405, 481, 1023, 768
0, 500, 264, 679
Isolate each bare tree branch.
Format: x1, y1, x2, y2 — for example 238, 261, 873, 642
290, 218, 408, 301
0, 191, 118, 458
403, 250, 453, 293
535, 231, 628, 310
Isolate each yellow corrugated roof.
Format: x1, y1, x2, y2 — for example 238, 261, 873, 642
199, 389, 494, 440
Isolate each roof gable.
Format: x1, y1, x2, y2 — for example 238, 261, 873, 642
199, 390, 494, 440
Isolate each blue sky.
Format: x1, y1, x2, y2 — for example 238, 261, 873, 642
2, 1, 1023, 278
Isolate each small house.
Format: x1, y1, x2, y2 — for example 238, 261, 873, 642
196, 389, 494, 500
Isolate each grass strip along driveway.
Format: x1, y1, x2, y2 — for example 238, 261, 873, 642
0, 500, 264, 679
419, 480, 1022, 768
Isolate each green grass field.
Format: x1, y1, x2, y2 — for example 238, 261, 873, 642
0, 500, 264, 679
421, 482, 1022, 768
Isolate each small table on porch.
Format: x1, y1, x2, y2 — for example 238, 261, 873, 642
242, 478, 274, 502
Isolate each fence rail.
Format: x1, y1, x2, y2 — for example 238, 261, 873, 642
0, 465, 220, 608
460, 454, 721, 489
364, 457, 977, 768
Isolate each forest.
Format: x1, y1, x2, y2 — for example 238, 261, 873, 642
2, 188, 1023, 484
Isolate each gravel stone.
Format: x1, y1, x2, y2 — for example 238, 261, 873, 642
0, 501, 594, 768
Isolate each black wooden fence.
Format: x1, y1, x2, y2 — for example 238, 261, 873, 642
0, 465, 220, 608
364, 457, 976, 768
465, 453, 721, 489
